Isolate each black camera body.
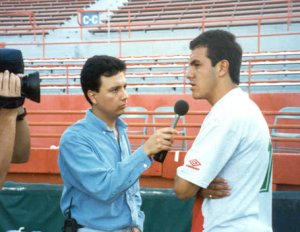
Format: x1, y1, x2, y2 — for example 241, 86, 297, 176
62, 199, 83, 232
63, 217, 82, 232
0, 48, 40, 108
20, 71, 40, 103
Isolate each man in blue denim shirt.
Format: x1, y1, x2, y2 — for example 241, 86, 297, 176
58, 55, 178, 232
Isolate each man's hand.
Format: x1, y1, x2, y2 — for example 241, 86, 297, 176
199, 177, 231, 199
0, 70, 21, 97
142, 127, 178, 157
131, 228, 140, 232
0, 71, 21, 116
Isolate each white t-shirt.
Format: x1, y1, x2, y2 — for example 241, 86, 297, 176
177, 88, 273, 232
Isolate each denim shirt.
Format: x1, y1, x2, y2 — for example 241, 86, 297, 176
58, 109, 152, 231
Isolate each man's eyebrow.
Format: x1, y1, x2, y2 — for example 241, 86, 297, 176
189, 59, 199, 65
108, 84, 120, 90
109, 82, 127, 90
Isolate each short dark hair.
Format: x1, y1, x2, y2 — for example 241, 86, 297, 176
190, 30, 242, 85
80, 55, 126, 105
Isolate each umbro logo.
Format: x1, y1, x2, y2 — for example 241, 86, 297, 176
186, 159, 201, 170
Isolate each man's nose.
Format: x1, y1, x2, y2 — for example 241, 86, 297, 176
186, 69, 193, 80
121, 88, 128, 99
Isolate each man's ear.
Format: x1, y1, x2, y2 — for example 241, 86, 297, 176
218, 59, 229, 77
87, 90, 97, 105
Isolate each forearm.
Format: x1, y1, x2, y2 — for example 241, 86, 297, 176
0, 109, 18, 187
198, 177, 231, 199
60, 144, 151, 202
12, 116, 30, 163
174, 175, 200, 200
92, 151, 151, 202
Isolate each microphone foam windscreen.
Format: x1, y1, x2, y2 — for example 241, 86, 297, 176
174, 99, 189, 116
0, 48, 24, 74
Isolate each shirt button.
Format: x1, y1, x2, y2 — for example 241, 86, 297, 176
143, 163, 148, 168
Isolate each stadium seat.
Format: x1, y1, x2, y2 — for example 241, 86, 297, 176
271, 106, 300, 153
121, 106, 149, 150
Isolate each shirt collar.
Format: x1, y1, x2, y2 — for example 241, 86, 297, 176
213, 87, 244, 108
85, 109, 128, 132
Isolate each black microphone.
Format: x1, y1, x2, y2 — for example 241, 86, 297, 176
153, 100, 189, 163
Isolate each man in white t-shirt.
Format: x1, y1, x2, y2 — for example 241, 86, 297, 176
174, 30, 273, 232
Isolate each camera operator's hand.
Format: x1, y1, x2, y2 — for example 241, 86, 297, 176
0, 70, 21, 98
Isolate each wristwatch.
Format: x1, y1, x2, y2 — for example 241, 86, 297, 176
17, 107, 27, 121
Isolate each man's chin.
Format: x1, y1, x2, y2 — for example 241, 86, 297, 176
117, 110, 125, 117
192, 92, 200, 99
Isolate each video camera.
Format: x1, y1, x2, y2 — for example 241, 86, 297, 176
0, 48, 40, 108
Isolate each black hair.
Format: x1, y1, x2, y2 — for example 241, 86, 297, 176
80, 55, 126, 105
190, 30, 242, 85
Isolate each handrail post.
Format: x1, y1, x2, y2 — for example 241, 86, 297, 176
77, 9, 83, 40
66, 65, 69, 95
42, 30, 46, 58
248, 60, 252, 94
118, 27, 122, 57
201, 5, 206, 32
287, 0, 291, 31
257, 17, 261, 52
183, 64, 187, 94
128, 10, 131, 39
29, 12, 37, 42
